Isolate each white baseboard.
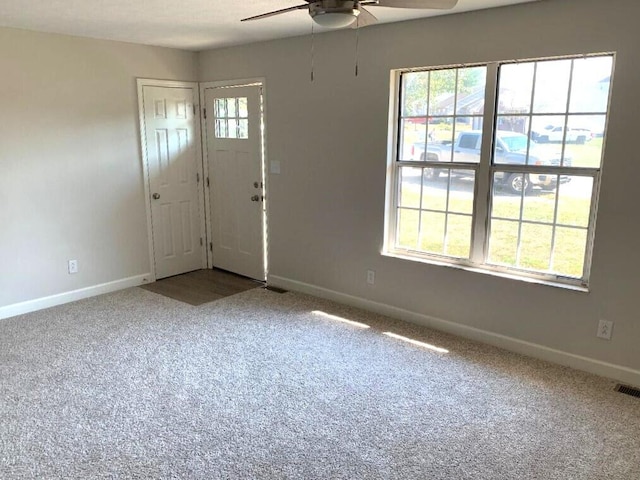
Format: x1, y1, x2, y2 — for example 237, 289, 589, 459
0, 274, 151, 321
269, 275, 640, 387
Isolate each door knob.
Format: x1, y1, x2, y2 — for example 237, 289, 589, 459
251, 195, 260, 202
152, 193, 160, 200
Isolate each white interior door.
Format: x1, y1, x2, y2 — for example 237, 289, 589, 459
204, 85, 265, 280
141, 85, 204, 279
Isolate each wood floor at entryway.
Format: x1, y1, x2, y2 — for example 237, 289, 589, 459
140, 268, 262, 305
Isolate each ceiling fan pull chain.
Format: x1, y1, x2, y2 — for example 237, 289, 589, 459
310, 21, 315, 82
354, 16, 360, 77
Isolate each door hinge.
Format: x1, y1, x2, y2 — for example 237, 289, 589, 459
206, 177, 210, 188
200, 237, 203, 246
193, 104, 196, 115
196, 173, 200, 183
203, 108, 207, 119
209, 242, 213, 252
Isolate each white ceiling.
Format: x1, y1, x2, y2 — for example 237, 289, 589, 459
0, 0, 541, 51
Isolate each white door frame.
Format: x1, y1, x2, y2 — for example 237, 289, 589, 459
199, 78, 269, 279
136, 78, 208, 281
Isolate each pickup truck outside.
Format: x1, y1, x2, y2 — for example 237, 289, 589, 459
530, 125, 592, 144
411, 130, 570, 194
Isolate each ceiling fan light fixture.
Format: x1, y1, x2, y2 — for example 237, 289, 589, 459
312, 10, 359, 28
309, 1, 361, 29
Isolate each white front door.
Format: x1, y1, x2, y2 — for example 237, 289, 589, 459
204, 85, 265, 280
141, 84, 205, 279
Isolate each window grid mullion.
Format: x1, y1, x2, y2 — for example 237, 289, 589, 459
417, 170, 426, 251
390, 165, 400, 249
421, 72, 431, 166
401, 114, 485, 120
559, 59, 576, 166
443, 172, 452, 255
526, 62, 538, 164
470, 62, 498, 265
489, 217, 588, 231
397, 160, 482, 169
548, 174, 563, 272
490, 165, 599, 176
523, 62, 538, 165
449, 69, 460, 163
514, 173, 527, 267
398, 205, 473, 217
388, 71, 404, 252
581, 171, 601, 283
513, 56, 534, 266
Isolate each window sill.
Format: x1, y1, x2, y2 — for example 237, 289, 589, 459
381, 250, 589, 293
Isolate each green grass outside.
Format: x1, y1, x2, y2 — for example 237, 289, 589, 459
538, 137, 604, 168
397, 183, 591, 278
397, 122, 600, 278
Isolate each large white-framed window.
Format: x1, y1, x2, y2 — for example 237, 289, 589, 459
385, 53, 614, 288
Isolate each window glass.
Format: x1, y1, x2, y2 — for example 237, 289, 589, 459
402, 72, 429, 117
214, 97, 249, 139
428, 69, 456, 116
488, 173, 594, 278
400, 119, 426, 161
456, 66, 487, 115
395, 66, 485, 260
497, 62, 535, 115
238, 97, 249, 117
532, 59, 572, 113
458, 134, 479, 150
496, 57, 612, 170
399, 167, 421, 208
563, 115, 606, 168
501, 134, 528, 152
391, 54, 612, 285
395, 166, 475, 259
569, 56, 613, 113
493, 131, 540, 166
215, 98, 226, 118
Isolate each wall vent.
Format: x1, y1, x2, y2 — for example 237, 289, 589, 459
615, 384, 640, 399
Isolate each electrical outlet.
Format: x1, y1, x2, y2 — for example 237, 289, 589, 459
68, 259, 78, 274
366, 270, 375, 285
597, 319, 613, 340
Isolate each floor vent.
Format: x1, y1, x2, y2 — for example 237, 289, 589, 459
615, 384, 640, 399
264, 285, 288, 294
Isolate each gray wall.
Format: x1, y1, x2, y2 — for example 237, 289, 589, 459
199, 0, 640, 372
0, 28, 197, 306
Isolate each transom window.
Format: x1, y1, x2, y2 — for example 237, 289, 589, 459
386, 54, 614, 287
214, 97, 249, 139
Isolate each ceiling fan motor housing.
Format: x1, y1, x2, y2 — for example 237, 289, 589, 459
310, 0, 361, 27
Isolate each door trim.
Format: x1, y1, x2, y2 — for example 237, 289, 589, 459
199, 78, 269, 279
136, 78, 207, 281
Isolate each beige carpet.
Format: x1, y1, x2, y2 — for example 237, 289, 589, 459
1, 287, 639, 479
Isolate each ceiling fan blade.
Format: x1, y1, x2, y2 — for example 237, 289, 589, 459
372, 0, 459, 9
351, 6, 378, 28
241, 4, 310, 22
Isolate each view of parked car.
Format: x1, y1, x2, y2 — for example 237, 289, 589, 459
530, 125, 593, 144
411, 130, 571, 194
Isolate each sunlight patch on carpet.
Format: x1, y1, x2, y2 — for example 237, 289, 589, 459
311, 310, 370, 329
383, 332, 449, 353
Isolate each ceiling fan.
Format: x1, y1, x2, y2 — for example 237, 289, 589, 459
241, 0, 459, 29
